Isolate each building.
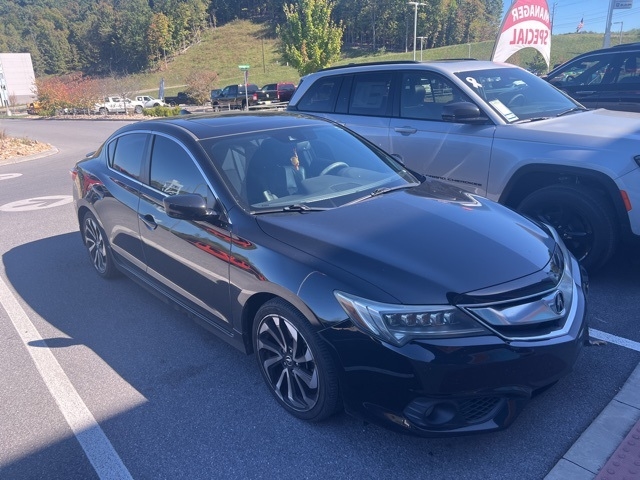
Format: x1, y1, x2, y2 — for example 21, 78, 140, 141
0, 53, 37, 107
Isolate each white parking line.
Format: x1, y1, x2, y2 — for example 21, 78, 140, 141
0, 275, 132, 480
590, 328, 640, 352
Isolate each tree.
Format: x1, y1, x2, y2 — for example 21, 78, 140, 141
277, 0, 344, 76
184, 70, 219, 105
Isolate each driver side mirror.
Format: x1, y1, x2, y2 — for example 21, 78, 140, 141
442, 102, 489, 124
163, 193, 219, 221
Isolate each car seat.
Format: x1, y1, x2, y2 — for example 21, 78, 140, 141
245, 139, 306, 204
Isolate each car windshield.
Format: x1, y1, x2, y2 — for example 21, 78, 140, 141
454, 67, 582, 123
201, 123, 419, 211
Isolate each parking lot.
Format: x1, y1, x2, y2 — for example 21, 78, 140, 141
0, 118, 639, 479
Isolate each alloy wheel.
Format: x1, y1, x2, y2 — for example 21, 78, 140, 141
256, 313, 319, 412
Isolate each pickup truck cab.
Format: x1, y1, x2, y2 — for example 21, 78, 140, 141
94, 96, 144, 114
211, 84, 259, 110
164, 92, 198, 106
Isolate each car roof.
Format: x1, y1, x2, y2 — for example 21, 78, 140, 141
310, 59, 521, 78
113, 111, 334, 141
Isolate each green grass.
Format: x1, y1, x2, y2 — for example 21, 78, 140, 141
129, 21, 640, 96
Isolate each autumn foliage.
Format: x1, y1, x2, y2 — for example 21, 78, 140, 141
35, 74, 101, 114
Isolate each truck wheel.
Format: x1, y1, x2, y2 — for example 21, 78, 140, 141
517, 184, 618, 271
242, 100, 247, 111
99, 107, 108, 115
134, 105, 143, 114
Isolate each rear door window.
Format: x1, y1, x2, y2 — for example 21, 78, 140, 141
348, 72, 392, 117
108, 133, 149, 180
296, 76, 342, 112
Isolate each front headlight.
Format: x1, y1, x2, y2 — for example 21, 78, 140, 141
334, 291, 489, 347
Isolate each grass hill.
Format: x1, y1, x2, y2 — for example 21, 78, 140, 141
113, 20, 640, 97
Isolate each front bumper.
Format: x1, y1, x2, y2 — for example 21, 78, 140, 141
320, 265, 588, 437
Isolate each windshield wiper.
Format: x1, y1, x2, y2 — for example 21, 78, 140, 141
282, 204, 327, 212
513, 116, 550, 124
345, 184, 417, 206
556, 106, 588, 117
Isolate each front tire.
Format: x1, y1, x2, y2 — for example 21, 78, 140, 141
517, 184, 618, 271
254, 299, 341, 422
82, 212, 118, 279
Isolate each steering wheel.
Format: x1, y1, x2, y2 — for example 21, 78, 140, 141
320, 162, 349, 175
508, 94, 525, 107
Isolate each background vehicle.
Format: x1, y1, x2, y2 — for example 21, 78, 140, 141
255, 82, 296, 104
26, 102, 42, 114
544, 43, 640, 112
93, 96, 144, 114
288, 60, 640, 271
164, 91, 198, 106
71, 112, 587, 437
211, 83, 259, 110
135, 95, 166, 108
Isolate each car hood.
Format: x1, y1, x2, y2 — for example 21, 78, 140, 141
256, 182, 557, 304
502, 109, 640, 150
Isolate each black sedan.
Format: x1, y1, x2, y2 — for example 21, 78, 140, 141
71, 112, 588, 436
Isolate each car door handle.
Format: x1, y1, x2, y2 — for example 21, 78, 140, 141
394, 127, 417, 135
575, 91, 596, 95
139, 214, 158, 230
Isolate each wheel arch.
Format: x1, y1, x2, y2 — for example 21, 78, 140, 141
499, 164, 632, 237
76, 205, 93, 240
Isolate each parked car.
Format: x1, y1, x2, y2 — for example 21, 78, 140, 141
93, 96, 144, 114
135, 95, 167, 108
71, 112, 588, 437
211, 83, 259, 110
287, 60, 640, 271
255, 82, 297, 104
543, 42, 640, 112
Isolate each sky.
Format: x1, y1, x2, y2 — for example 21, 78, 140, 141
502, 0, 640, 35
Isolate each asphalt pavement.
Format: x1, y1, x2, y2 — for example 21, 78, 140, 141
546, 359, 640, 479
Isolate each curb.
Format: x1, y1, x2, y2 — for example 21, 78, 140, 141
545, 363, 640, 479
0, 146, 59, 166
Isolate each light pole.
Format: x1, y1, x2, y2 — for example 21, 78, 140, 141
613, 21, 623, 44
407, 2, 426, 61
417, 36, 427, 61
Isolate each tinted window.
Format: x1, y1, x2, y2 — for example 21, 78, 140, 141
548, 52, 619, 86
400, 72, 469, 121
617, 54, 640, 84
149, 135, 210, 200
348, 72, 392, 116
296, 76, 342, 112
108, 133, 148, 180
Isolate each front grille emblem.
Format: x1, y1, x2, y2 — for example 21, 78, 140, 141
551, 291, 565, 314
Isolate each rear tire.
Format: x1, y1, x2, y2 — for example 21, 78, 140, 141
253, 299, 341, 422
82, 212, 118, 279
517, 184, 618, 271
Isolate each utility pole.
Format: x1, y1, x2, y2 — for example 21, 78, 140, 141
407, 2, 426, 61
603, 0, 614, 48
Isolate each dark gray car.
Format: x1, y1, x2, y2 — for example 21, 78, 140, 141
544, 42, 640, 113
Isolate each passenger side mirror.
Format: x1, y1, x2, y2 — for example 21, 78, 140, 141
163, 193, 218, 221
442, 102, 489, 124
